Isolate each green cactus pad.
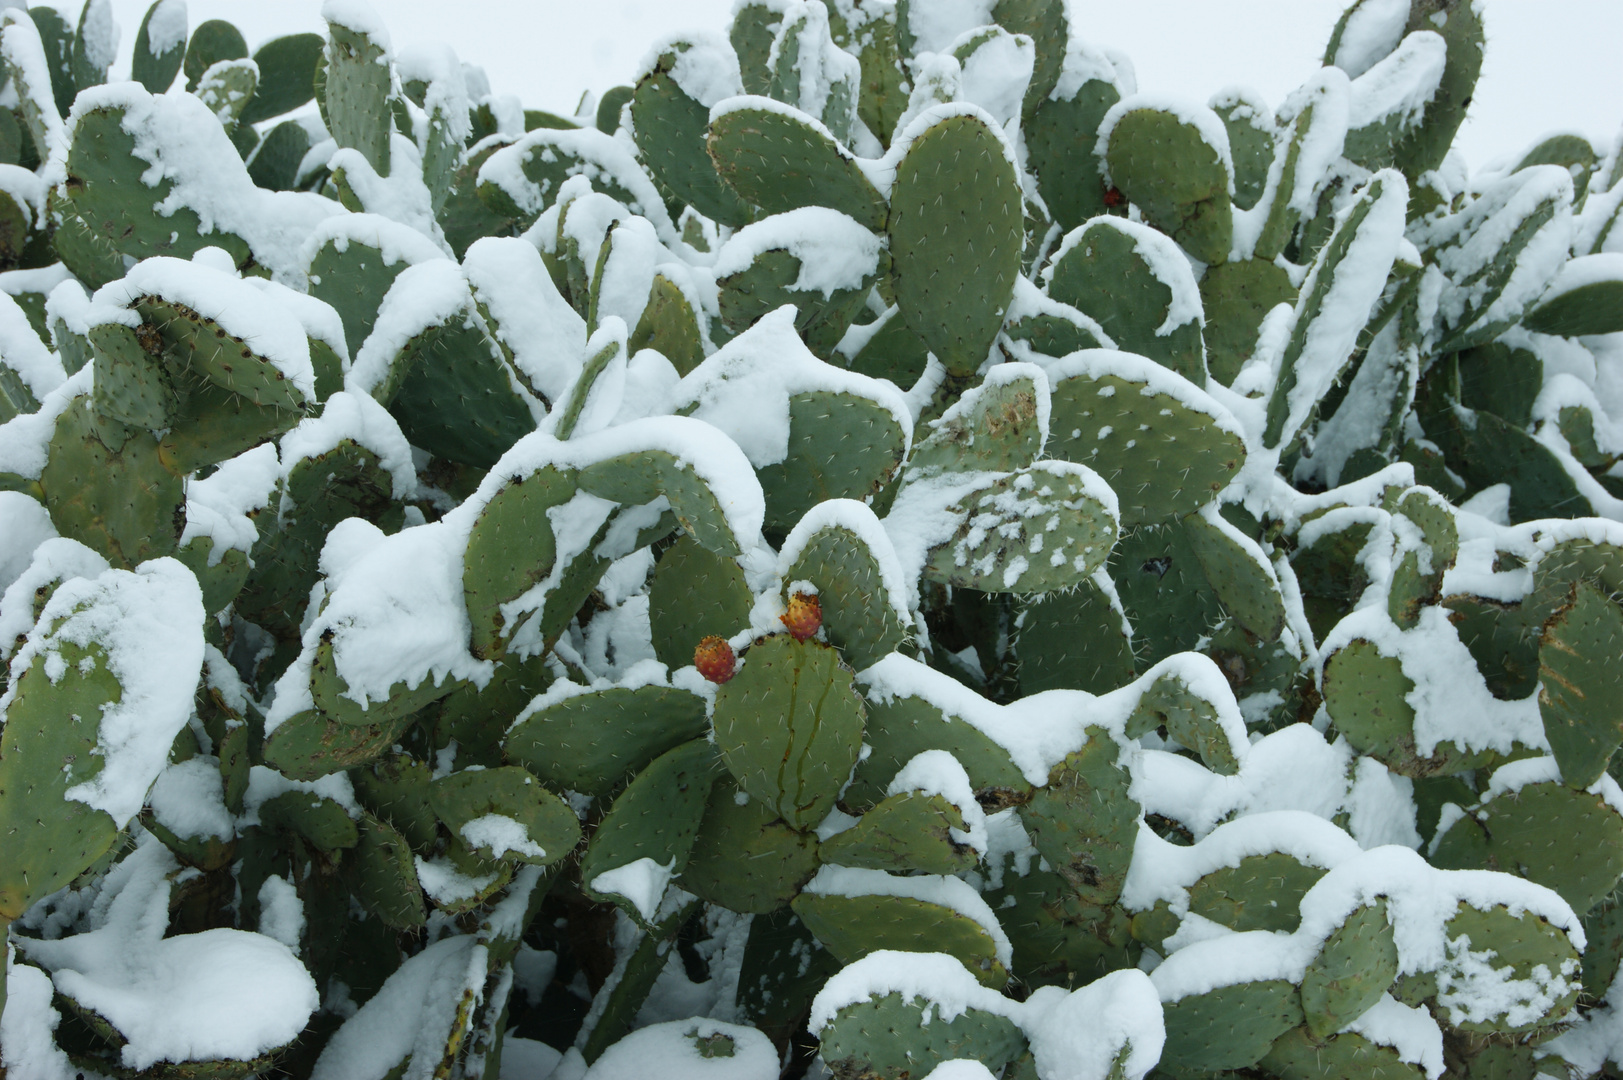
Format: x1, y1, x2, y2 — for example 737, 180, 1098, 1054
1301, 901, 1399, 1037
629, 273, 705, 376
736, 909, 843, 1046
1437, 902, 1580, 1033
1444, 775, 1623, 917
182, 18, 246, 91
716, 248, 876, 359
680, 775, 821, 913
707, 100, 888, 230
848, 674, 1030, 809
1385, 488, 1459, 629
984, 863, 1140, 987
1103, 105, 1234, 265
350, 752, 440, 851
377, 310, 537, 471
236, 438, 401, 644
261, 706, 420, 782
1260, 1027, 1424, 1080
304, 232, 430, 355
195, 58, 259, 132
476, 128, 670, 233
580, 738, 720, 923
793, 884, 1009, 988
729, 4, 780, 97
1212, 91, 1275, 212
1183, 507, 1287, 643
820, 790, 978, 875
461, 464, 580, 659
1582, 891, 1623, 1002
1044, 219, 1208, 383
321, 13, 391, 175
1017, 730, 1138, 907
240, 33, 323, 125
907, 366, 1046, 479
1187, 854, 1325, 935
428, 766, 581, 867
1199, 258, 1296, 386
1128, 665, 1243, 775
87, 321, 176, 431
40, 399, 182, 567
1014, 576, 1137, 696
1159, 979, 1305, 1072
131, 0, 188, 93
817, 989, 1025, 1080
1002, 292, 1112, 361
0, 637, 122, 919
1523, 257, 1623, 337
712, 635, 865, 830
1391, 0, 1484, 180
64, 100, 252, 269
1024, 78, 1120, 233
752, 390, 908, 535
440, 136, 521, 259
1265, 173, 1403, 449
648, 535, 753, 671
888, 107, 1023, 376
912, 461, 1119, 595
1322, 639, 1500, 778
258, 791, 360, 852
505, 683, 710, 797
781, 517, 909, 671
1540, 582, 1623, 787
839, 305, 932, 386
1103, 522, 1224, 666
630, 44, 750, 229
1044, 350, 1244, 526
344, 813, 427, 931
310, 632, 463, 728
576, 447, 745, 557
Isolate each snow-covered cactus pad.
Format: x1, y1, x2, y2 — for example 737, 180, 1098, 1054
2, 0, 1623, 1078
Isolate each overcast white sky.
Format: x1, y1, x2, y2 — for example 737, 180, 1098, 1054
98, 0, 1623, 173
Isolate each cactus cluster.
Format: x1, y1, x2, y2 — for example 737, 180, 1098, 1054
3, 0, 1623, 1078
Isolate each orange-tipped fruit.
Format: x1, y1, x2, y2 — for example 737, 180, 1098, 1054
780, 591, 822, 642
694, 635, 737, 684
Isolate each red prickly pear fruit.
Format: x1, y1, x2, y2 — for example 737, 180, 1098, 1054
694, 636, 737, 684
1104, 186, 1126, 208
780, 591, 822, 642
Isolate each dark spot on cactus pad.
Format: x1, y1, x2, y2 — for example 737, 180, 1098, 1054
1142, 556, 1172, 579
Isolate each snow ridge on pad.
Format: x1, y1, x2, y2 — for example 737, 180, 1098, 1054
1346, 30, 1446, 134
584, 1018, 779, 1080
589, 856, 675, 923
245, 279, 351, 366
476, 127, 676, 240
1022, 970, 1166, 1080
19, 838, 319, 1071
800, 866, 1013, 968
711, 207, 882, 299
0, 537, 108, 661
65, 85, 347, 284
888, 750, 990, 856
0, 559, 204, 827
1332, 0, 1412, 79
808, 949, 1022, 1034
0, 12, 66, 160
1042, 222, 1206, 337
1096, 93, 1236, 196
147, 757, 235, 842
0, 291, 63, 401
1321, 605, 1548, 759
452, 416, 766, 560
634, 31, 743, 108
0, 366, 88, 481
776, 498, 913, 632
310, 935, 487, 1080
279, 390, 419, 501
462, 236, 587, 404
1119, 810, 1364, 913
346, 260, 478, 397
95, 256, 318, 402
0, 490, 56, 597
668, 305, 913, 469
864, 101, 1019, 200
181, 443, 282, 562
320, 0, 392, 54
1340, 994, 1444, 1079
299, 212, 448, 275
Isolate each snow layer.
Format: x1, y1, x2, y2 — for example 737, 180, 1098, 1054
0, 489, 54, 595
1333, 0, 1412, 79
19, 838, 318, 1070
279, 390, 419, 501
800, 866, 1012, 967
0, 559, 203, 826
1022, 970, 1165, 1080
668, 305, 912, 468
311, 935, 488, 1080
65, 85, 345, 284
583, 1018, 777, 1080
180, 443, 282, 562
711, 207, 881, 299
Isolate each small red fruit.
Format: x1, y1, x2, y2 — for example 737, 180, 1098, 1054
1103, 185, 1127, 208
694, 635, 737, 684
780, 591, 822, 642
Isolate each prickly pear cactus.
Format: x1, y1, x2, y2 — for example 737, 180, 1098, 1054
2, 2, 1623, 1079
